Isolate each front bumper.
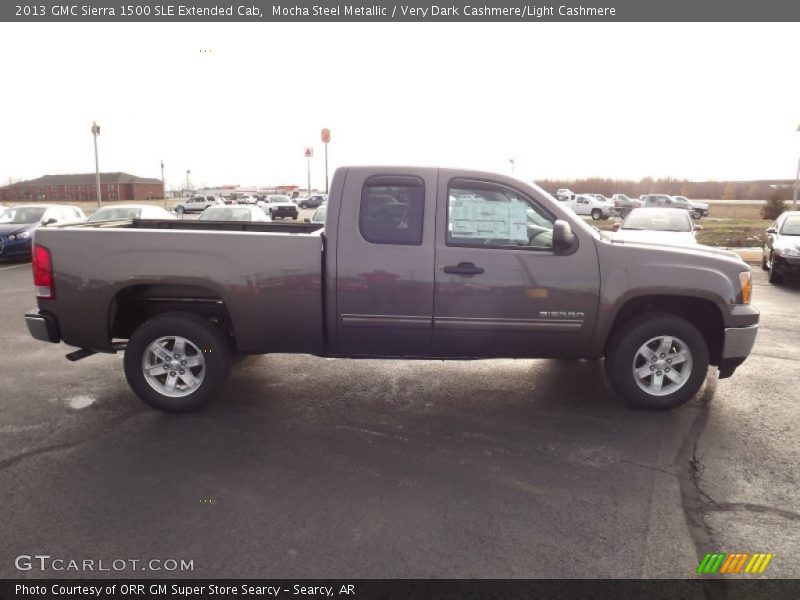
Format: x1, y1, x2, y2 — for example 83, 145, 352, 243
25, 309, 61, 343
718, 324, 758, 379
0, 237, 32, 257
773, 254, 800, 277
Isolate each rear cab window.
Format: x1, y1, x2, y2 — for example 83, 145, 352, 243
359, 175, 425, 245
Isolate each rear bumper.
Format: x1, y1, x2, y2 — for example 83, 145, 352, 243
25, 309, 61, 343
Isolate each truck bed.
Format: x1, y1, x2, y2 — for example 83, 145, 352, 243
33, 220, 325, 355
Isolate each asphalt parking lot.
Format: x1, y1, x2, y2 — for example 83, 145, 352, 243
0, 259, 797, 579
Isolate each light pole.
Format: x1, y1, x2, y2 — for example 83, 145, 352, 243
509, 158, 515, 175
304, 147, 313, 196
793, 124, 800, 211
91, 121, 101, 208
161, 160, 166, 208
321, 128, 331, 194
186, 169, 191, 196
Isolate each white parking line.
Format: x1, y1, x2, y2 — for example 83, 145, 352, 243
0, 263, 27, 272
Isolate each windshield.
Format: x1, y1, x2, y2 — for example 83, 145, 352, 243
311, 206, 327, 222
622, 210, 691, 232
781, 215, 800, 235
88, 207, 142, 221
0, 207, 47, 224
269, 195, 291, 202
199, 207, 255, 221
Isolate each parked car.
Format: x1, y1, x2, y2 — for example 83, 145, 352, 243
305, 205, 327, 224
259, 195, 299, 220
199, 205, 271, 222
0, 204, 86, 259
641, 194, 709, 219
25, 166, 758, 414
609, 194, 643, 216
298, 194, 327, 209
762, 210, 800, 284
88, 204, 176, 222
589, 194, 612, 205
173, 196, 225, 215
554, 188, 575, 202
611, 208, 700, 246
565, 194, 613, 220
674, 196, 710, 219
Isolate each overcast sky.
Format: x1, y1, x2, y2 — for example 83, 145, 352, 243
1, 22, 799, 189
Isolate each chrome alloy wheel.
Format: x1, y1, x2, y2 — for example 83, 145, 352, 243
142, 336, 205, 398
632, 335, 693, 397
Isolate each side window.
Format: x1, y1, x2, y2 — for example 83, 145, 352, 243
447, 180, 555, 250
359, 176, 425, 245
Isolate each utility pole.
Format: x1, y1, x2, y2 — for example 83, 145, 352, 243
161, 160, 166, 208
91, 121, 101, 208
321, 128, 331, 194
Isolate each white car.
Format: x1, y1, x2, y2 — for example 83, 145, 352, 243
612, 208, 700, 246
88, 204, 176, 221
173, 196, 225, 215
198, 205, 271, 222
565, 194, 613, 220
640, 194, 709, 219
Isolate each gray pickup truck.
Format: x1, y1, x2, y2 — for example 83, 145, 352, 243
25, 166, 758, 413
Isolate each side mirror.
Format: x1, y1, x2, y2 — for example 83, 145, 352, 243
765, 227, 777, 234
552, 220, 576, 250
693, 224, 704, 231
612, 223, 621, 232
42, 218, 57, 226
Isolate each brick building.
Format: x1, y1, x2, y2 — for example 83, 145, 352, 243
0, 172, 164, 203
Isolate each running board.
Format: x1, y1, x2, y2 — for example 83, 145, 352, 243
65, 348, 97, 362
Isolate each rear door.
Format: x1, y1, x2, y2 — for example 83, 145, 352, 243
431, 174, 601, 358
335, 168, 437, 357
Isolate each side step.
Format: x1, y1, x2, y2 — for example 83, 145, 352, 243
65, 348, 97, 362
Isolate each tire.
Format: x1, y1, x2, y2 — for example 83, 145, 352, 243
591, 209, 601, 220
604, 312, 709, 411
693, 211, 702, 220
292, 215, 298, 220
299, 203, 307, 209
176, 206, 185, 215
768, 253, 783, 284
761, 249, 769, 271
124, 312, 231, 413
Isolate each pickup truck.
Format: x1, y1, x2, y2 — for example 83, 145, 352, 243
609, 193, 643, 216
563, 194, 613, 220
25, 166, 758, 413
640, 194, 710, 219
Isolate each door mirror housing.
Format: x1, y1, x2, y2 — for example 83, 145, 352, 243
42, 218, 57, 226
552, 220, 576, 250
765, 227, 777, 234
612, 223, 621, 232
693, 224, 704, 231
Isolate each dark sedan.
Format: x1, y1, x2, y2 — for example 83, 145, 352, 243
762, 210, 800, 284
0, 204, 85, 259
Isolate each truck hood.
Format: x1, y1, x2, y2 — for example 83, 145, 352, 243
611, 229, 697, 246
604, 237, 743, 263
692, 201, 709, 209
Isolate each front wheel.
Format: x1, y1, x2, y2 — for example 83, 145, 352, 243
768, 253, 783, 284
591, 209, 601, 220
693, 210, 702, 220
605, 313, 709, 410
124, 312, 231, 412
176, 206, 185, 215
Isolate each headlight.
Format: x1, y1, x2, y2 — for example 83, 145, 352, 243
17, 231, 31, 239
739, 271, 752, 304
775, 247, 800, 258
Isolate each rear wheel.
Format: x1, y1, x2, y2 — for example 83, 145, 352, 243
176, 206, 185, 215
124, 312, 231, 412
591, 209, 601, 220
605, 313, 709, 410
693, 210, 702, 219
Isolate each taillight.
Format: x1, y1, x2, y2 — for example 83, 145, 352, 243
32, 243, 55, 300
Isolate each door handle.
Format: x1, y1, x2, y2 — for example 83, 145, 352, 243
443, 262, 485, 276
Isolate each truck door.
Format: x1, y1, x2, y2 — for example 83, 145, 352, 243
335, 169, 437, 357
431, 175, 600, 358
